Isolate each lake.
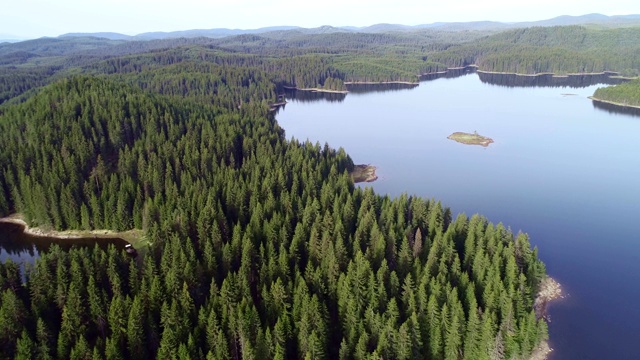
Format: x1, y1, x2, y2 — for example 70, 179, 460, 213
276, 71, 640, 360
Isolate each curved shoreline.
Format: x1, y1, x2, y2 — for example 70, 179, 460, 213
0, 214, 143, 247
283, 67, 625, 94
350, 164, 378, 183
588, 96, 640, 110
534, 276, 563, 321
344, 80, 419, 85
530, 276, 563, 360
283, 85, 348, 94
269, 100, 288, 112
476, 68, 619, 77
421, 65, 477, 76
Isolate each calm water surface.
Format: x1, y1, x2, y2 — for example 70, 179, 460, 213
277, 72, 640, 359
0, 221, 129, 264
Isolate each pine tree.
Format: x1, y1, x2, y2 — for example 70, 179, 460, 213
127, 295, 148, 359
0, 289, 28, 356
15, 330, 36, 360
36, 318, 53, 360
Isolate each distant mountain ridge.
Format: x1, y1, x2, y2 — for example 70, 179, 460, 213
60, 32, 133, 40
0, 33, 24, 43
514, 13, 640, 28
55, 13, 640, 41
60, 26, 304, 40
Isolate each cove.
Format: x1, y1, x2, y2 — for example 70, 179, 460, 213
0, 220, 131, 265
277, 72, 640, 359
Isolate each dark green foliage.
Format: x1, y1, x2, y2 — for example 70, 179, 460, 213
0, 36, 553, 359
1, 24, 639, 109
593, 79, 640, 107
430, 26, 640, 76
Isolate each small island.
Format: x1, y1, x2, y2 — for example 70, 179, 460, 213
350, 164, 378, 183
447, 131, 494, 147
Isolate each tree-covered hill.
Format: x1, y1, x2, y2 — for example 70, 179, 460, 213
592, 79, 640, 107
5, 22, 639, 357
0, 68, 549, 359
429, 26, 640, 76
2, 24, 640, 106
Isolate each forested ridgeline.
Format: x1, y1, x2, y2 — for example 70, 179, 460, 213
87, 50, 348, 92
2, 25, 640, 105
428, 26, 640, 76
592, 79, 640, 107
0, 75, 289, 230
0, 74, 549, 359
0, 31, 473, 101
0, 45, 437, 100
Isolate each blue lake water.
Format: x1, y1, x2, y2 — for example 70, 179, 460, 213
276, 72, 640, 359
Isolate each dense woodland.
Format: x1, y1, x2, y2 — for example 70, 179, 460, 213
429, 26, 640, 76
0, 72, 549, 359
1, 21, 636, 359
2, 24, 640, 104
593, 79, 640, 107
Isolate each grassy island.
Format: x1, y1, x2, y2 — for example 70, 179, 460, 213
448, 131, 494, 147
350, 164, 378, 183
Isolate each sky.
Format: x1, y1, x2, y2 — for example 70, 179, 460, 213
2, 0, 639, 39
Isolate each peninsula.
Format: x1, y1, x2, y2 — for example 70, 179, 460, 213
589, 79, 640, 111
448, 131, 494, 147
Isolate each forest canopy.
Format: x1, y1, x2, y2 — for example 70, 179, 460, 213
1, 24, 639, 105
1, 22, 630, 359
0, 71, 549, 360
593, 79, 640, 107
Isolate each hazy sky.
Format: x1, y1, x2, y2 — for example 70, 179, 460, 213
2, 0, 639, 39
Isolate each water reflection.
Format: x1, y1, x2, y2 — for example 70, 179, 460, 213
283, 66, 480, 103
478, 71, 627, 88
347, 83, 418, 94
282, 69, 637, 118
283, 88, 347, 103
421, 66, 475, 81
0, 221, 129, 265
592, 99, 640, 118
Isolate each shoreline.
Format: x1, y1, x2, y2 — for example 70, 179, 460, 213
421, 65, 477, 76
0, 214, 144, 248
344, 80, 419, 85
609, 75, 638, 80
447, 65, 479, 70
529, 341, 553, 360
530, 276, 563, 360
269, 100, 287, 112
350, 164, 378, 183
588, 96, 640, 110
283, 85, 348, 94
477, 68, 619, 77
534, 276, 563, 321
282, 67, 628, 94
